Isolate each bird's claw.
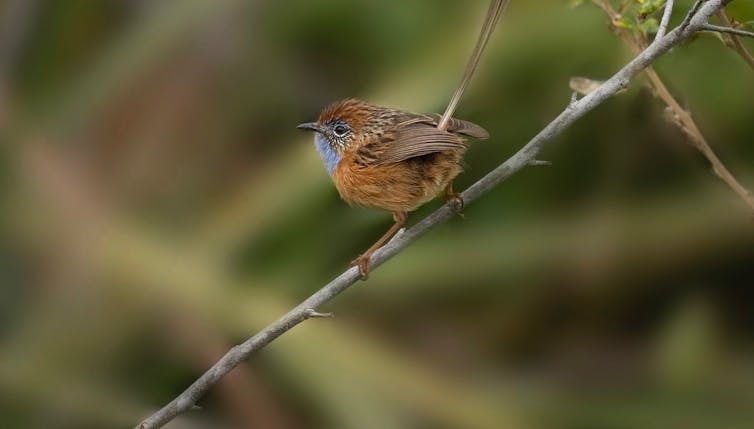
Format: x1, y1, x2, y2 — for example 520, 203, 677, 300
350, 255, 371, 280
446, 192, 465, 216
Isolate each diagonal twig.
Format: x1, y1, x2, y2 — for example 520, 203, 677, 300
712, 10, 754, 70
702, 23, 754, 38
594, 0, 754, 211
135, 1, 736, 428
655, 0, 675, 40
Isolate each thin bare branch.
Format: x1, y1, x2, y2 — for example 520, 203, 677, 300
656, 0, 675, 40
702, 23, 754, 38
715, 10, 754, 70
714, 10, 754, 70
135, 1, 738, 428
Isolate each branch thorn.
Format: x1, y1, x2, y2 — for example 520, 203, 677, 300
387, 227, 406, 246
306, 309, 334, 318
569, 91, 579, 108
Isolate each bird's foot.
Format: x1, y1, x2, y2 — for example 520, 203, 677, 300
349, 254, 371, 280
445, 192, 465, 217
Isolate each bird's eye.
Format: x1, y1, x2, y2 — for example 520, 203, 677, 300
333, 124, 349, 137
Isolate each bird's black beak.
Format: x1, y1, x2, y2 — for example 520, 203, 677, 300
297, 122, 321, 132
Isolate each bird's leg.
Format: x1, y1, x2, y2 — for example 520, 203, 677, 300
351, 211, 407, 280
444, 181, 464, 213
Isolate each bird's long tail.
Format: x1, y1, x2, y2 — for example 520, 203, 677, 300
437, 0, 509, 131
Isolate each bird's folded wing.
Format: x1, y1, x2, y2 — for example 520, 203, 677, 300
415, 113, 489, 140
357, 113, 488, 166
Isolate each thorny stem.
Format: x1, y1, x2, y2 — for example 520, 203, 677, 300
135, 1, 743, 428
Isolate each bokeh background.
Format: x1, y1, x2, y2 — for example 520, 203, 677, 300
1, 0, 753, 428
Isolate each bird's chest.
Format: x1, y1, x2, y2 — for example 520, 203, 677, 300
318, 135, 462, 212
331, 151, 454, 212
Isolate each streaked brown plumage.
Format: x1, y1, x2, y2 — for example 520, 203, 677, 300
298, 99, 488, 277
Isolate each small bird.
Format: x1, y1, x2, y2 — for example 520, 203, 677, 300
298, 99, 488, 278
298, 0, 507, 279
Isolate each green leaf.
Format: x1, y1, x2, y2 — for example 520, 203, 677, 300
615, 17, 637, 30
638, 0, 665, 19
639, 17, 659, 34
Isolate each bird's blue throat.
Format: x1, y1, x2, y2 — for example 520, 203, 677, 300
314, 133, 340, 176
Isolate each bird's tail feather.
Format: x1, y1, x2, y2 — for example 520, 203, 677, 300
437, 0, 509, 131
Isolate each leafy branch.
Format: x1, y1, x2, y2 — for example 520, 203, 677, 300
136, 1, 739, 428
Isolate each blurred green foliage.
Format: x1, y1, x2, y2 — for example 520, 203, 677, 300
1, 1, 753, 428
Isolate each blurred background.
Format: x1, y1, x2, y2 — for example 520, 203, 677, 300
1, 0, 753, 428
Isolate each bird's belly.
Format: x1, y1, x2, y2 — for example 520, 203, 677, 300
332, 151, 463, 212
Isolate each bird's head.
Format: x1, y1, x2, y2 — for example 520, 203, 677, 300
298, 99, 376, 175
297, 99, 377, 150
296, 118, 354, 150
